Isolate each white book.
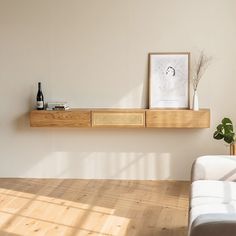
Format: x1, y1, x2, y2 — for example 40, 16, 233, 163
46, 106, 70, 111
47, 102, 68, 108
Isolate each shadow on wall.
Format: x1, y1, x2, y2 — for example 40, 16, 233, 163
8, 151, 172, 179
111, 58, 149, 108
2, 122, 207, 179
14, 112, 32, 132
51, 151, 172, 179
13, 87, 40, 132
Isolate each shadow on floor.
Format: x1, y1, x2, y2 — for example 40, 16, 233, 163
0, 179, 189, 236
0, 230, 21, 236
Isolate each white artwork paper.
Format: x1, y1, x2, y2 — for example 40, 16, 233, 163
149, 53, 189, 109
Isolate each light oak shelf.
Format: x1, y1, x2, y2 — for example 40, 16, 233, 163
30, 109, 91, 128
30, 108, 210, 128
146, 109, 210, 128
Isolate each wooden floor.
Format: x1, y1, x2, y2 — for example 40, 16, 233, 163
0, 179, 190, 236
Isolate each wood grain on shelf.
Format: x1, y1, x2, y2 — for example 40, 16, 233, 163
0, 179, 190, 236
30, 108, 210, 128
92, 110, 145, 128
146, 109, 210, 128
30, 109, 91, 127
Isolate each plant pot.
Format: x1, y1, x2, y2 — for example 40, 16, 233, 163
192, 90, 199, 111
230, 143, 236, 155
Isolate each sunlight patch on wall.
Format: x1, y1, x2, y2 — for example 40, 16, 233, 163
22, 152, 171, 179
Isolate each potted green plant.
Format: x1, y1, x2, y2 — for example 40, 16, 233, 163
213, 118, 236, 155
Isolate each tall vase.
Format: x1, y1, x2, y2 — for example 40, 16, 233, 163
230, 143, 236, 155
193, 90, 199, 111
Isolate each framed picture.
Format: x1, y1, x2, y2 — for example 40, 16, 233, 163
149, 52, 190, 109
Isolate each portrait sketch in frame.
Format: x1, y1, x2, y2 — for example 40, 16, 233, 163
149, 53, 190, 109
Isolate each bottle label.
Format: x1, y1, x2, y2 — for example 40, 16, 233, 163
37, 101, 44, 109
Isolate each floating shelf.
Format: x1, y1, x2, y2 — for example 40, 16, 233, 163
30, 108, 210, 128
30, 109, 91, 128
146, 109, 210, 128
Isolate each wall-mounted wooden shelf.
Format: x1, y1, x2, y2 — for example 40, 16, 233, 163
30, 108, 210, 128
146, 109, 210, 128
30, 109, 91, 128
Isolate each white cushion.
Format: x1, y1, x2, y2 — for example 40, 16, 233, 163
191, 180, 236, 207
190, 203, 236, 226
190, 180, 236, 226
191, 155, 236, 182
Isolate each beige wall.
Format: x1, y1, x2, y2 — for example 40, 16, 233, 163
0, 0, 236, 179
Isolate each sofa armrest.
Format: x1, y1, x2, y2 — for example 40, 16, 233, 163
189, 214, 236, 236
191, 155, 236, 182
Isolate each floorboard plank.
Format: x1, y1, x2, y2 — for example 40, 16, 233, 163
0, 179, 190, 236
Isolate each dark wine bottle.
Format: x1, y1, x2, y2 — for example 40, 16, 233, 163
36, 82, 44, 110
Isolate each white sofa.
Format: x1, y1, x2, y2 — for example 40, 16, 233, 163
189, 155, 236, 236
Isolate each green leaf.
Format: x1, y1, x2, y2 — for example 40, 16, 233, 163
222, 118, 233, 125
224, 135, 234, 144
213, 131, 224, 140
217, 124, 223, 132
224, 125, 234, 133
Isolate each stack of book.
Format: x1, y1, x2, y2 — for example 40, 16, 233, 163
46, 102, 70, 111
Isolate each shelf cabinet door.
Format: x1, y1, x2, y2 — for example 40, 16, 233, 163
146, 109, 210, 128
30, 110, 91, 127
92, 110, 145, 128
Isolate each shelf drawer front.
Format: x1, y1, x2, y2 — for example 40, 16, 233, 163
92, 111, 145, 128
146, 109, 210, 128
30, 110, 91, 127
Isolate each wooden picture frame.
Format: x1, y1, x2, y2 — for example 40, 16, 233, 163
149, 52, 190, 109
